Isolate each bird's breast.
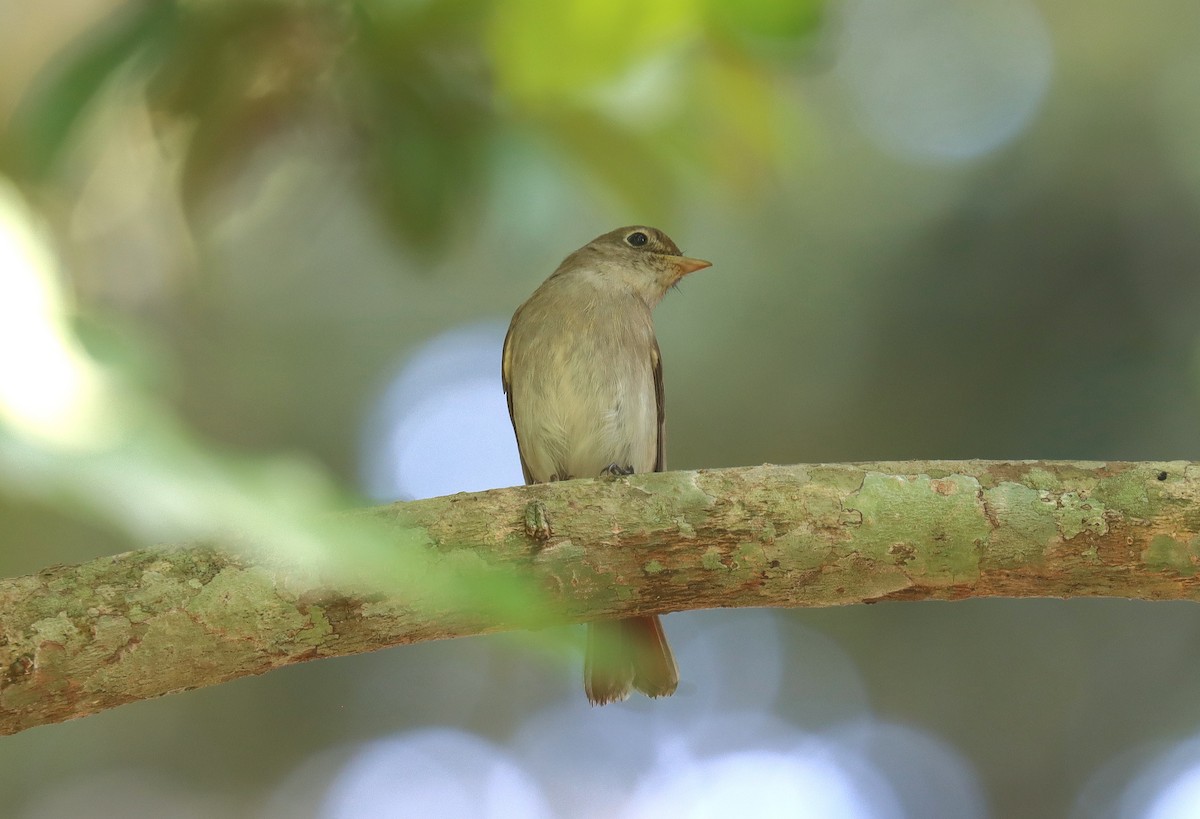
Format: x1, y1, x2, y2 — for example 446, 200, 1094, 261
509, 287, 659, 482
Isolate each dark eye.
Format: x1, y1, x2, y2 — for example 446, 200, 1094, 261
626, 231, 649, 247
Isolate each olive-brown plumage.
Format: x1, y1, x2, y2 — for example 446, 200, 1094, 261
502, 226, 710, 705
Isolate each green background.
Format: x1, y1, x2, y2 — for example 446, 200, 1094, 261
3, 0, 1200, 816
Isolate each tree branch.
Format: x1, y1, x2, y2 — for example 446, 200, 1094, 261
3, 460, 1199, 734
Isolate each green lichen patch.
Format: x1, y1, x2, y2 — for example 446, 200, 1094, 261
982, 482, 1057, 566
643, 560, 666, 575
1142, 534, 1200, 576
535, 538, 587, 563
295, 605, 333, 647
636, 471, 718, 522
791, 487, 851, 530
1093, 467, 1157, 521
803, 465, 870, 495
1021, 467, 1060, 492
797, 553, 914, 605
776, 529, 836, 571
844, 473, 988, 583
1038, 463, 1107, 492
733, 542, 768, 571
87, 611, 239, 697
1053, 492, 1108, 539
123, 566, 193, 622
30, 611, 82, 647
90, 614, 135, 655
674, 520, 697, 539
186, 567, 307, 641
701, 547, 726, 571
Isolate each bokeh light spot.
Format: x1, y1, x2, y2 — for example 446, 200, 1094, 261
360, 322, 523, 501
1086, 735, 1200, 819
837, 0, 1053, 162
623, 745, 900, 819
322, 729, 551, 819
1146, 763, 1200, 819
0, 179, 114, 448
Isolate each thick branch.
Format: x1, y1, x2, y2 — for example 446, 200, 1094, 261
4, 460, 1200, 734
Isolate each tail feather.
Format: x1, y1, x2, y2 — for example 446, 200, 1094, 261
584, 620, 634, 705
628, 615, 678, 698
585, 616, 678, 706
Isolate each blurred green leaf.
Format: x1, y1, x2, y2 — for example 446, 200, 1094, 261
363, 106, 483, 251
2, 0, 822, 260
537, 108, 679, 219
147, 2, 347, 212
71, 314, 176, 398
346, 0, 493, 252
2, 2, 177, 182
688, 55, 796, 189
702, 0, 823, 57
355, 0, 489, 48
488, 0, 702, 103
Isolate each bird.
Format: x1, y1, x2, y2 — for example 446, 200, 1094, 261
502, 225, 711, 704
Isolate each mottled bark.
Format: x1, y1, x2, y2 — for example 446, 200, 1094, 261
3, 460, 1200, 734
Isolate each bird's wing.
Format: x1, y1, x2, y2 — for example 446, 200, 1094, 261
501, 315, 536, 485
653, 337, 666, 473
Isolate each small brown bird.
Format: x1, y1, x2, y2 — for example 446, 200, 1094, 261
502, 226, 711, 704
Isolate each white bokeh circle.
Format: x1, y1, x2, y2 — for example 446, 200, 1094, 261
837, 0, 1054, 162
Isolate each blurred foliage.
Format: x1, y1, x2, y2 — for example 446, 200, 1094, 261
6, 0, 1200, 816
491, 0, 697, 99
1, 2, 176, 181
4, 0, 820, 621
2, 0, 821, 252
0, 178, 546, 629
0, 1, 831, 751
0, 0, 821, 613
0, 0, 820, 574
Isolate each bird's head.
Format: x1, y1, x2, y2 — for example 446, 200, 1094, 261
572, 226, 711, 307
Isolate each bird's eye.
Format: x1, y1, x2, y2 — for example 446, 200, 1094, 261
626, 231, 649, 247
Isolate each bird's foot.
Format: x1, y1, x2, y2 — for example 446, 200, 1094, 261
600, 463, 635, 480
524, 500, 553, 541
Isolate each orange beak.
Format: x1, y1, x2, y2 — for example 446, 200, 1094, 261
673, 256, 712, 276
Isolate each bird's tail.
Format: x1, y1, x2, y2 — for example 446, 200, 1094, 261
584, 615, 678, 706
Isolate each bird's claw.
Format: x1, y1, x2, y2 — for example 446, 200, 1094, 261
600, 463, 635, 480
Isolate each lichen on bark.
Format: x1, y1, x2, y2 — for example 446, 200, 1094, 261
3, 460, 1200, 735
